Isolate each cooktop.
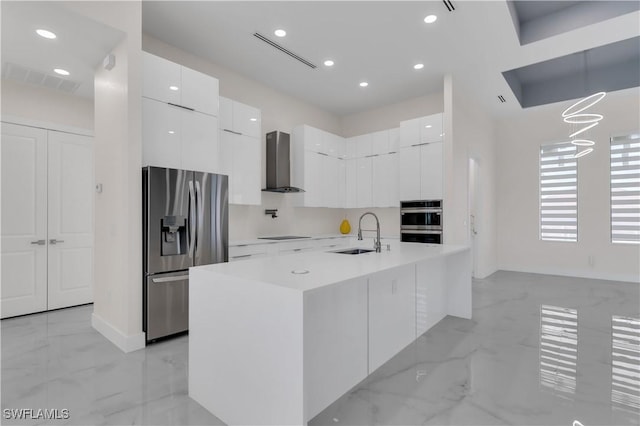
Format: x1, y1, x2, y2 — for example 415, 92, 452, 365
257, 236, 311, 240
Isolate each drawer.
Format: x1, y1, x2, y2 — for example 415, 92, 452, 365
228, 252, 268, 262
229, 244, 269, 259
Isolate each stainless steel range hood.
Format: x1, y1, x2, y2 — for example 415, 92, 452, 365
263, 131, 305, 193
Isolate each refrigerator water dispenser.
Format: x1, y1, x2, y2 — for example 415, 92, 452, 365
161, 216, 187, 256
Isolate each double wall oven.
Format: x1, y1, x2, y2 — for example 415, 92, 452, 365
400, 200, 442, 244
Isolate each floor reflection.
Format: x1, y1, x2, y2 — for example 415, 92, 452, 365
539, 305, 578, 396
611, 315, 640, 412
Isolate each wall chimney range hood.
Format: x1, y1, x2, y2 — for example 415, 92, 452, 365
263, 131, 305, 193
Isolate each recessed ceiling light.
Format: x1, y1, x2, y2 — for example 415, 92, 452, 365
324, 59, 334, 67
169, 86, 179, 91
424, 15, 437, 24
53, 68, 69, 76
36, 29, 56, 39
359, 82, 369, 87
250, 118, 257, 122
414, 63, 424, 70
274, 29, 286, 37
168, 131, 175, 134
425, 125, 432, 128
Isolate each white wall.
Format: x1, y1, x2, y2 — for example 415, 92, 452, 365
64, 1, 145, 351
496, 88, 640, 283
1, 79, 94, 131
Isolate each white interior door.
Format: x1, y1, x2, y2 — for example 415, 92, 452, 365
1, 123, 48, 318
47, 131, 94, 310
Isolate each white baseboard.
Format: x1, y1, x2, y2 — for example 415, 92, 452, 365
496, 266, 640, 284
91, 312, 146, 353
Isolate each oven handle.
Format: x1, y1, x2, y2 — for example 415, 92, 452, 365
401, 208, 442, 214
401, 230, 442, 235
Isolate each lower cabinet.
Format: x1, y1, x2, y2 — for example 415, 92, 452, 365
416, 257, 447, 336
368, 264, 416, 373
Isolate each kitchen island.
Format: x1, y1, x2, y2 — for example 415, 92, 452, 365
189, 242, 471, 425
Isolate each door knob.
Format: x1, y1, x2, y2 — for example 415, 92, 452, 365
30, 240, 46, 245
49, 239, 65, 245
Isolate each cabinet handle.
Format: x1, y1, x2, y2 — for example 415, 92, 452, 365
49, 239, 65, 245
152, 275, 189, 283
231, 254, 252, 259
30, 240, 46, 245
223, 129, 243, 136
365, 154, 379, 158
411, 142, 430, 147
167, 102, 195, 112
317, 152, 329, 157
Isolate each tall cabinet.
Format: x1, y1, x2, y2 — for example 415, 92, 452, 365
1, 122, 94, 318
218, 96, 262, 205
142, 52, 220, 174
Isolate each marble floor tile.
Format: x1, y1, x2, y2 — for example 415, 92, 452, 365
2, 271, 639, 425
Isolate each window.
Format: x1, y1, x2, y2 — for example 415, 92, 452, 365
611, 134, 640, 244
540, 142, 577, 242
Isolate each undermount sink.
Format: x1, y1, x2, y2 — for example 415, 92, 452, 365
331, 248, 375, 255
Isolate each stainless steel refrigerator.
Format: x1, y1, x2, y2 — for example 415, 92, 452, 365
143, 166, 228, 342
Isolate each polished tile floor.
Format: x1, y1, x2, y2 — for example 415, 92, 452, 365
2, 271, 639, 425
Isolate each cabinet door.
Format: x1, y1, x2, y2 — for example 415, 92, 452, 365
142, 52, 181, 105
372, 130, 389, 155
372, 153, 398, 208
368, 265, 416, 373
181, 66, 219, 116
398, 146, 421, 202
325, 155, 340, 208
337, 159, 347, 208
231, 135, 261, 205
304, 151, 323, 207
345, 159, 358, 209
303, 126, 323, 153
420, 113, 443, 144
181, 110, 219, 174
1, 123, 48, 318
416, 257, 446, 336
356, 157, 372, 208
399, 117, 421, 148
234, 101, 261, 139
142, 98, 182, 169
355, 134, 373, 158
219, 96, 233, 131
420, 141, 443, 199
47, 131, 94, 310
388, 128, 400, 152
345, 138, 358, 160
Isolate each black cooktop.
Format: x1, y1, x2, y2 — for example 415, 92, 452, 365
257, 236, 311, 240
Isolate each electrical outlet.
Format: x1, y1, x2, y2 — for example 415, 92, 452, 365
588, 255, 595, 267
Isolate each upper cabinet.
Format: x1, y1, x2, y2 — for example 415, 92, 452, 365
399, 113, 442, 148
142, 52, 220, 173
218, 96, 262, 205
219, 96, 261, 139
142, 52, 219, 116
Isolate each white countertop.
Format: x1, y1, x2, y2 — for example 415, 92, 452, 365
193, 242, 469, 292
229, 234, 398, 246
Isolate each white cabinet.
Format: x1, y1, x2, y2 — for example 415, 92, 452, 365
345, 159, 358, 208
372, 130, 389, 155
399, 141, 443, 201
219, 96, 261, 139
389, 128, 400, 152
372, 152, 399, 208
399, 113, 442, 147
355, 134, 373, 158
142, 98, 219, 173
228, 244, 270, 262
142, 52, 219, 116
1, 123, 93, 318
218, 96, 262, 205
368, 265, 416, 373
356, 157, 372, 208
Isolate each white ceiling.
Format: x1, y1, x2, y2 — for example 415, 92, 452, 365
1, 1, 124, 98
2, 1, 638, 117
142, 1, 640, 117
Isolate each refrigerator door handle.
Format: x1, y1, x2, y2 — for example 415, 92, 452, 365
188, 180, 196, 258
195, 180, 204, 259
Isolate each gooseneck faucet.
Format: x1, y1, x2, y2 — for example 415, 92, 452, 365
357, 212, 382, 253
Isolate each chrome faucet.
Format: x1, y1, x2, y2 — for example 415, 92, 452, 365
357, 212, 382, 253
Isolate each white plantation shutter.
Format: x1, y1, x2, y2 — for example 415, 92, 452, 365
610, 134, 640, 244
540, 142, 577, 242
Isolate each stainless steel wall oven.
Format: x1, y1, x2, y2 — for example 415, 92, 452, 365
400, 200, 442, 244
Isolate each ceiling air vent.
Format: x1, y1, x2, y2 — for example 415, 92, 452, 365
2, 62, 81, 94
253, 33, 317, 69
498, 95, 506, 103
443, 0, 455, 12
